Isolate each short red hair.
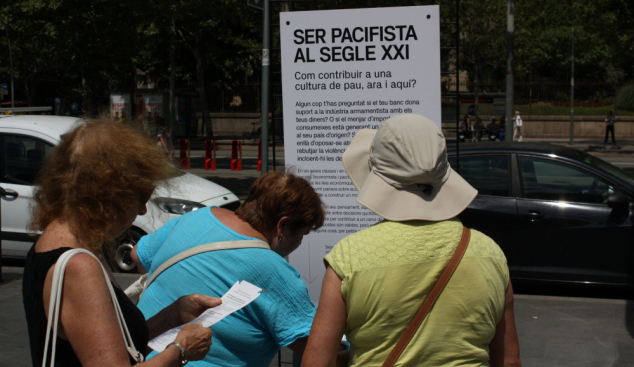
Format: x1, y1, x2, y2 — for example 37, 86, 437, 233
236, 171, 325, 235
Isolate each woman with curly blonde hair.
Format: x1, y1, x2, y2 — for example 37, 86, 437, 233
23, 118, 221, 367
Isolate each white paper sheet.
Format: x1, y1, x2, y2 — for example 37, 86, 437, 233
148, 280, 262, 352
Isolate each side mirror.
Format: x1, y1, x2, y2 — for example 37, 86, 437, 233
608, 190, 630, 209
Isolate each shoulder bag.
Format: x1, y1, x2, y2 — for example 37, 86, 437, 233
124, 239, 270, 303
43, 248, 144, 367
381, 226, 471, 367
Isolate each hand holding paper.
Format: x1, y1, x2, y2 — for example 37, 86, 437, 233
148, 280, 262, 352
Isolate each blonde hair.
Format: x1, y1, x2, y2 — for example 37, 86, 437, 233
30, 117, 175, 251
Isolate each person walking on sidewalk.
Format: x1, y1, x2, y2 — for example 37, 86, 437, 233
513, 111, 523, 141
605, 111, 616, 143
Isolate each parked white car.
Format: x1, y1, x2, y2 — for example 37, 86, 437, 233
0, 115, 240, 271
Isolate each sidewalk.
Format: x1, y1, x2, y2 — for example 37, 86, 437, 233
0, 268, 293, 367
2, 267, 634, 366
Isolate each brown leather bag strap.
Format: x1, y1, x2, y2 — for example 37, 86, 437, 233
381, 226, 471, 367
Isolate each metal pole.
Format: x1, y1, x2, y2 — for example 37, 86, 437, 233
8, 38, 15, 108
260, 0, 270, 173
570, 5, 575, 145
0, 187, 2, 283
456, 0, 460, 170
505, 0, 514, 140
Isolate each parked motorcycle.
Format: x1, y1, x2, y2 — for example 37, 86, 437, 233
487, 128, 505, 141
459, 130, 473, 143
487, 129, 499, 141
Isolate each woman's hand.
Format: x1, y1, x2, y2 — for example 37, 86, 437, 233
147, 294, 221, 340
172, 294, 222, 325
174, 323, 213, 361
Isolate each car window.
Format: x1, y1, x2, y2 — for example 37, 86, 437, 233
3, 134, 54, 185
448, 154, 510, 197
519, 155, 613, 204
583, 154, 634, 187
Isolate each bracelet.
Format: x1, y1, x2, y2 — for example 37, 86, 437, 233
167, 342, 188, 366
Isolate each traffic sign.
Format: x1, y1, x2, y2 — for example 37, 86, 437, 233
247, 0, 263, 10
468, 104, 478, 116
0, 84, 7, 95
1, 84, 7, 90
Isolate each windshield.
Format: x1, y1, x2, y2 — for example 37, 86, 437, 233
582, 154, 634, 187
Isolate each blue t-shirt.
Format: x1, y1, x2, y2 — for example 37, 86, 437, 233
136, 208, 316, 367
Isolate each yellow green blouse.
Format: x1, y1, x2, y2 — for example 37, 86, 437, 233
324, 218, 509, 367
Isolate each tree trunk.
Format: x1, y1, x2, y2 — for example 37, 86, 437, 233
194, 31, 213, 139
131, 64, 138, 122
81, 67, 89, 116
24, 80, 35, 107
529, 72, 533, 116
169, 19, 177, 137
474, 64, 480, 120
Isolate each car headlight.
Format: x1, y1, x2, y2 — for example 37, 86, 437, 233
152, 197, 206, 215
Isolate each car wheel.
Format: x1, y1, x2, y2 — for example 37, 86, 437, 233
110, 228, 144, 273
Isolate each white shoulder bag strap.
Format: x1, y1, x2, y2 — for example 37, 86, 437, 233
42, 248, 144, 367
143, 240, 270, 292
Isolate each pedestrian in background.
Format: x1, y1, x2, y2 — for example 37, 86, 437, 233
486, 117, 499, 141
156, 126, 174, 162
461, 115, 474, 142
513, 111, 523, 141
499, 115, 506, 141
474, 115, 485, 141
605, 111, 616, 144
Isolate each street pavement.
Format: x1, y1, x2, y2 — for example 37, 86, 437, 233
3, 138, 634, 366
3, 266, 634, 367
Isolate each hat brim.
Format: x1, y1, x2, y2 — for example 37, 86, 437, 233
342, 129, 478, 221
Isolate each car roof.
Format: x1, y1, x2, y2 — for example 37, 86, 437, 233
448, 141, 591, 161
0, 115, 83, 140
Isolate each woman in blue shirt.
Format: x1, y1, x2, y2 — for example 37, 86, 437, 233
134, 171, 325, 367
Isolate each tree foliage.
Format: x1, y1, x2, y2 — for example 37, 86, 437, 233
515, 0, 634, 83
0, 0, 261, 111
1, 0, 633, 111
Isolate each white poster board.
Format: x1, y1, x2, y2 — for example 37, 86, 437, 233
281, 6, 441, 303
144, 94, 164, 121
110, 94, 131, 121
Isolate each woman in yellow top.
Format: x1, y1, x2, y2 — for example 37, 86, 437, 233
302, 114, 521, 367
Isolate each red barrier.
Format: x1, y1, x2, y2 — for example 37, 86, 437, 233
230, 140, 242, 171
205, 140, 216, 170
179, 139, 190, 169
257, 140, 262, 172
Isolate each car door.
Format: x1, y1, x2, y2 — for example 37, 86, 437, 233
1, 133, 55, 257
514, 154, 633, 285
450, 154, 519, 248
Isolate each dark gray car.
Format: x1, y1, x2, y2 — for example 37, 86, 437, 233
449, 142, 634, 287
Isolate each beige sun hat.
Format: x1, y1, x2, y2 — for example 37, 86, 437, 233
342, 114, 477, 221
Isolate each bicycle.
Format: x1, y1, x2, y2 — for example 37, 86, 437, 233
243, 119, 262, 144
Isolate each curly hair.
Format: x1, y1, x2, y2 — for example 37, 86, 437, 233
235, 171, 325, 236
30, 118, 175, 252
